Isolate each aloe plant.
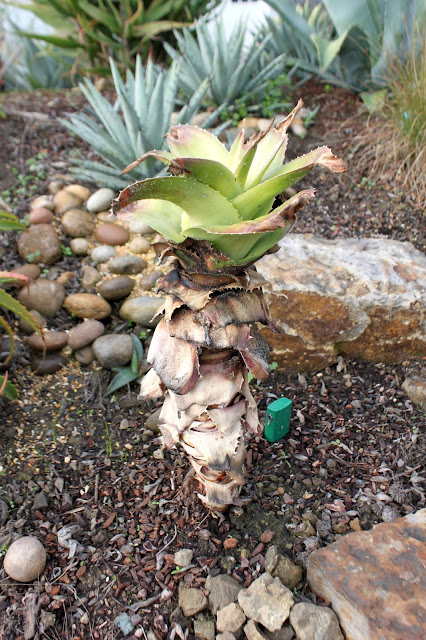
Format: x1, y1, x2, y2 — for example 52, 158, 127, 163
62, 56, 224, 189
112, 102, 344, 511
164, 17, 288, 107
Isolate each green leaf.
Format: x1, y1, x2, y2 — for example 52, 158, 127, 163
0, 289, 42, 335
20, 32, 82, 49
167, 125, 229, 165
171, 157, 242, 199
118, 198, 185, 243
104, 368, 140, 396
131, 333, 144, 361
310, 29, 349, 71
0, 374, 18, 400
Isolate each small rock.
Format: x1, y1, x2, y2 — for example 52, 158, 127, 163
68, 319, 105, 350
31, 353, 67, 374
17, 279, 65, 317
97, 211, 114, 222
289, 602, 344, 640
80, 612, 90, 625
70, 238, 90, 256
28, 207, 53, 225
178, 585, 208, 617
82, 265, 102, 289
18, 309, 45, 335
206, 574, 243, 614
333, 522, 347, 535
128, 236, 150, 254
40, 610, 56, 630
11, 264, 41, 286
31, 195, 54, 210
90, 245, 117, 264
119, 295, 164, 326
53, 189, 81, 215
57, 271, 75, 286
3, 536, 47, 582
64, 293, 111, 320
128, 220, 154, 234
114, 612, 134, 636
263, 624, 294, 640
349, 517, 361, 532
216, 633, 236, 640
0, 500, 8, 525
18, 224, 62, 265
95, 222, 130, 245
264, 546, 279, 573
87, 188, 115, 213
55, 478, 65, 493
217, 602, 246, 634
64, 184, 90, 203
238, 573, 293, 632
108, 254, 146, 274
193, 619, 215, 640
224, 537, 238, 550
401, 377, 426, 407
48, 179, 65, 194
272, 554, 303, 590
174, 548, 193, 567
244, 620, 269, 640
74, 345, 96, 365
26, 330, 68, 352
92, 334, 133, 368
97, 276, 135, 301
62, 208, 95, 237
144, 408, 161, 433
138, 270, 163, 291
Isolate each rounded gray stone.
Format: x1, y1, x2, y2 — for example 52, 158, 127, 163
70, 238, 90, 255
68, 319, 105, 350
62, 208, 95, 237
108, 254, 146, 274
97, 276, 135, 301
17, 224, 62, 265
17, 279, 65, 317
92, 334, 133, 368
90, 245, 116, 264
119, 296, 164, 327
3, 536, 47, 582
86, 188, 115, 213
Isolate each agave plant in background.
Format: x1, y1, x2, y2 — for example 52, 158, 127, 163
164, 18, 288, 108
265, 0, 426, 92
62, 56, 225, 189
112, 102, 345, 511
10, 0, 221, 74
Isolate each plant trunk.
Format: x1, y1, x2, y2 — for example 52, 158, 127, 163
139, 241, 274, 512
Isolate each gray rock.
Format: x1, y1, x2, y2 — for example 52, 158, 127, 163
3, 536, 47, 582
74, 345, 95, 365
244, 620, 269, 640
128, 220, 154, 234
114, 612, 134, 636
174, 548, 193, 567
138, 270, 163, 291
216, 633, 236, 640
17, 278, 65, 318
18, 309, 45, 335
128, 236, 150, 254
26, 330, 68, 352
193, 619, 215, 640
264, 545, 279, 573
0, 499, 8, 525
82, 266, 102, 290
144, 407, 161, 433
97, 276, 135, 300
264, 624, 294, 640
62, 208, 95, 237
119, 295, 164, 327
87, 187, 115, 213
401, 377, 426, 407
31, 352, 67, 374
217, 602, 246, 634
238, 573, 293, 632
70, 238, 90, 255
11, 263, 41, 285
108, 254, 147, 274
68, 319, 105, 350
257, 235, 426, 371
18, 224, 62, 265
289, 603, 344, 640
91, 245, 116, 264
206, 574, 243, 614
40, 610, 56, 631
92, 334, 133, 368
178, 585, 207, 617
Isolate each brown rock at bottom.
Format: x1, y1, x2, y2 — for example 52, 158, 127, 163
26, 330, 68, 352
95, 222, 130, 245
10, 263, 41, 285
307, 508, 426, 640
17, 224, 62, 265
53, 189, 81, 215
401, 376, 426, 407
17, 279, 65, 317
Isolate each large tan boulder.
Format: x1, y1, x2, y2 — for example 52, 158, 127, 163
257, 235, 426, 372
